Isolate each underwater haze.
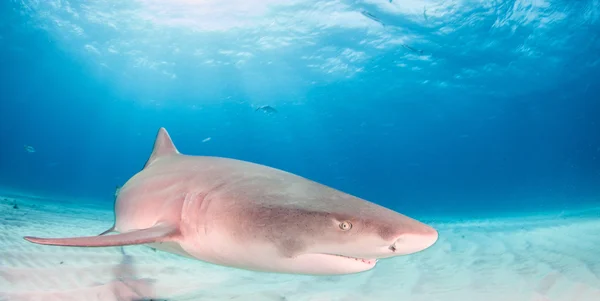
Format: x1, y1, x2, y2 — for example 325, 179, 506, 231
2, 1, 600, 301
1, 0, 599, 217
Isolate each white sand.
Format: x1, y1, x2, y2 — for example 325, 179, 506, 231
1, 196, 599, 301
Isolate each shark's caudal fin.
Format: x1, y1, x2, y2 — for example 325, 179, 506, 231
23, 224, 179, 247
143, 127, 180, 169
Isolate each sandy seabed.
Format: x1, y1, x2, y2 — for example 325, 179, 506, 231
1, 196, 599, 301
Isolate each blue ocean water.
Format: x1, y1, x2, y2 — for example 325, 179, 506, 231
0, 0, 599, 219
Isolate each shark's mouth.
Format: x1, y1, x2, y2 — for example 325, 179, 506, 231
329, 254, 377, 265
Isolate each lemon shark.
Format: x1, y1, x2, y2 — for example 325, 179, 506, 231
24, 128, 438, 275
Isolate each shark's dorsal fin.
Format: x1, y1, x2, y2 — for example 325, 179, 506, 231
144, 127, 179, 169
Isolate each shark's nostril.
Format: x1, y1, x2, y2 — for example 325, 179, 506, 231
389, 245, 396, 252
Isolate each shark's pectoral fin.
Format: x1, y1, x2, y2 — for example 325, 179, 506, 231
23, 223, 179, 247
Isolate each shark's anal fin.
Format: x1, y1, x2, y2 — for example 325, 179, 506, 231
23, 223, 179, 247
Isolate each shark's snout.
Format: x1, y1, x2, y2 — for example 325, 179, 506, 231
390, 225, 438, 255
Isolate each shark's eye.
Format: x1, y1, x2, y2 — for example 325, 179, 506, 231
339, 221, 352, 231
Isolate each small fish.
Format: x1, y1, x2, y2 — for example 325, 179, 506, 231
402, 44, 424, 54
202, 137, 211, 143
360, 10, 385, 26
24, 145, 35, 153
255, 105, 278, 114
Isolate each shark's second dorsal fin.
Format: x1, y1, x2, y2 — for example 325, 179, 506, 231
144, 127, 179, 169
